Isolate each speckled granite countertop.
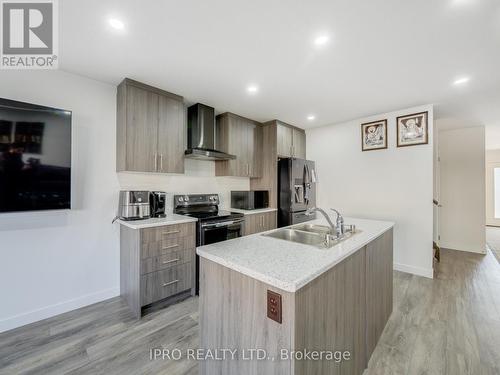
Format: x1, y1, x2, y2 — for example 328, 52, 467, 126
197, 217, 394, 292
117, 214, 197, 229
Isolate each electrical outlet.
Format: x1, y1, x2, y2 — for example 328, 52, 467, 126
267, 290, 282, 323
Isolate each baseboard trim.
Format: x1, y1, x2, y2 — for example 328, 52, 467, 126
0, 287, 120, 333
440, 245, 486, 255
393, 262, 434, 279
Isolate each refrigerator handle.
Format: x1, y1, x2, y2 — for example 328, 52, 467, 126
311, 168, 317, 183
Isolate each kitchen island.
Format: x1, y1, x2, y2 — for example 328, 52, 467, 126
197, 217, 394, 375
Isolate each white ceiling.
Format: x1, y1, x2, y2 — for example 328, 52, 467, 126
60, 0, 500, 129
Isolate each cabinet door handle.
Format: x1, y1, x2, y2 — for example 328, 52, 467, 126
162, 258, 180, 264
163, 279, 179, 287
162, 230, 180, 235
160, 154, 163, 171
154, 154, 158, 171
162, 244, 179, 250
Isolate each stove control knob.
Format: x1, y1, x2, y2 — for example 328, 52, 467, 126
184, 196, 190, 202
178, 197, 184, 202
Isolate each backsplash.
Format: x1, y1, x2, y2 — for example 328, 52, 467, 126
117, 159, 250, 212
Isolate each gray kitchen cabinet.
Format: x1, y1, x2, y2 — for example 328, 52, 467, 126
157, 95, 185, 173
120, 222, 196, 318
366, 230, 393, 360
244, 211, 277, 236
116, 78, 185, 173
292, 128, 306, 159
276, 122, 306, 159
215, 112, 262, 178
277, 122, 293, 157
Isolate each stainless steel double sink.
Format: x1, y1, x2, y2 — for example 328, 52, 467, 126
262, 223, 358, 248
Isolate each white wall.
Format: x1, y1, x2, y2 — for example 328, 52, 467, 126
438, 126, 485, 253
0, 70, 249, 332
0, 70, 120, 333
307, 105, 434, 278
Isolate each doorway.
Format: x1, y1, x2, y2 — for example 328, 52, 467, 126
438, 126, 486, 254
486, 159, 500, 226
485, 150, 500, 262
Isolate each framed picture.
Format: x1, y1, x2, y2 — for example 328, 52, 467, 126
361, 119, 387, 151
396, 111, 428, 147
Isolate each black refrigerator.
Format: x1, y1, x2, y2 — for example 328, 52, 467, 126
277, 158, 317, 227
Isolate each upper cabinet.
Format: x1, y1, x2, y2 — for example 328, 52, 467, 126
215, 112, 262, 178
277, 123, 293, 158
292, 128, 306, 159
116, 79, 185, 173
276, 122, 306, 159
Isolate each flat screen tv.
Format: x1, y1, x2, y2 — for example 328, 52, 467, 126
0, 98, 71, 213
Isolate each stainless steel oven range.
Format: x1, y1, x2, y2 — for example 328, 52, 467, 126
174, 194, 244, 294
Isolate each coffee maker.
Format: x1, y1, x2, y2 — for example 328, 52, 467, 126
150, 191, 167, 218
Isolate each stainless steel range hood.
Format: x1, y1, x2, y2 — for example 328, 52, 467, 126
185, 103, 236, 160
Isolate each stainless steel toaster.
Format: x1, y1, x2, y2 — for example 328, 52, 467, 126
117, 190, 151, 221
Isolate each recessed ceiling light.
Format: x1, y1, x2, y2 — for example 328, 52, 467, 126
307, 115, 316, 121
450, 0, 475, 6
109, 18, 125, 30
313, 35, 329, 47
453, 76, 470, 86
247, 85, 258, 94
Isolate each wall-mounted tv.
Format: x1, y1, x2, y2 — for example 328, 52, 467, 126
0, 98, 71, 213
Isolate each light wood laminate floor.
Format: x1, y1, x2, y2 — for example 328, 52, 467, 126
1, 248, 499, 375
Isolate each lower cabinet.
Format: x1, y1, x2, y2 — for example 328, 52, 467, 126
141, 262, 193, 306
365, 229, 393, 360
244, 211, 277, 236
120, 222, 196, 318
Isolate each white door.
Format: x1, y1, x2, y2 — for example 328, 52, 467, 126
485, 162, 500, 226
439, 127, 486, 253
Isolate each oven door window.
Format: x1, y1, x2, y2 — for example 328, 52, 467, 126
201, 223, 242, 245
